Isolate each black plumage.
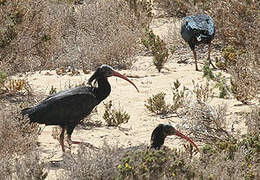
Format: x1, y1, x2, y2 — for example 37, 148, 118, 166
150, 123, 200, 152
181, 14, 216, 71
22, 64, 139, 152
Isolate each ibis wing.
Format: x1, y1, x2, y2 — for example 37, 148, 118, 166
181, 14, 215, 46
184, 15, 215, 36
27, 86, 98, 125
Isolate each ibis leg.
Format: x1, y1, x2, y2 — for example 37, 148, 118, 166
67, 134, 80, 150
192, 49, 199, 71
208, 43, 216, 69
66, 125, 80, 150
59, 128, 65, 152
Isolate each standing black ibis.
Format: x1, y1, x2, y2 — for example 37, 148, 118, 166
150, 123, 200, 152
22, 64, 139, 152
181, 14, 216, 71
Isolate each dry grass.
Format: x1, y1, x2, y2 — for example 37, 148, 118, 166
60, 131, 259, 179
0, 0, 62, 74
0, 151, 47, 180
206, 0, 259, 103
61, 0, 147, 70
0, 102, 46, 179
0, 109, 39, 156
59, 142, 123, 180
245, 106, 260, 135
178, 102, 231, 143
0, 0, 148, 75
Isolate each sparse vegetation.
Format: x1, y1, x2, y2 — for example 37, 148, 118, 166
126, 0, 153, 21
179, 102, 231, 143
59, 142, 123, 180
245, 106, 260, 135
191, 80, 214, 103
103, 100, 130, 127
203, 63, 231, 99
60, 131, 259, 179
0, 78, 32, 96
0, 106, 44, 179
210, 0, 260, 104
145, 92, 172, 115
171, 79, 190, 111
142, 28, 170, 72
0, 0, 259, 179
0, 109, 39, 156
153, 0, 190, 17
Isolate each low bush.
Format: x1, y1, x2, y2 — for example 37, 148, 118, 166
211, 0, 260, 103
103, 100, 130, 127
59, 142, 123, 180
171, 79, 190, 111
0, 0, 148, 75
141, 28, 169, 72
145, 92, 172, 115
60, 132, 260, 180
118, 146, 196, 180
0, 109, 39, 156
0, 105, 45, 179
191, 80, 214, 103
0, 0, 62, 74
179, 102, 230, 144
0, 151, 47, 180
245, 106, 260, 135
70, 0, 148, 70
203, 63, 231, 99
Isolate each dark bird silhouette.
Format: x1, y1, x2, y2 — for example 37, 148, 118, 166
181, 14, 216, 71
22, 64, 139, 152
150, 123, 200, 152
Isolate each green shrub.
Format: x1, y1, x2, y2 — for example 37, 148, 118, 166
171, 79, 189, 111
117, 146, 196, 180
0, 71, 7, 85
192, 80, 214, 103
103, 100, 130, 127
145, 92, 172, 115
203, 63, 231, 99
141, 28, 169, 72
203, 62, 215, 80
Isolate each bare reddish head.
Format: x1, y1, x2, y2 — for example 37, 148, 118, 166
88, 64, 139, 92
151, 123, 200, 152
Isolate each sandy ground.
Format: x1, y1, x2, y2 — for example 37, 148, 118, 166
20, 55, 251, 179
17, 18, 252, 179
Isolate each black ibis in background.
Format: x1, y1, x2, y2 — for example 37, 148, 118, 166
181, 14, 216, 71
22, 64, 139, 152
150, 123, 200, 152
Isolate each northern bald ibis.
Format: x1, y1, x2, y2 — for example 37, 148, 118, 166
181, 14, 216, 71
22, 64, 139, 152
150, 123, 200, 152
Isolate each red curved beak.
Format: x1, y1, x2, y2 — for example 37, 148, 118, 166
175, 130, 200, 152
112, 71, 139, 92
